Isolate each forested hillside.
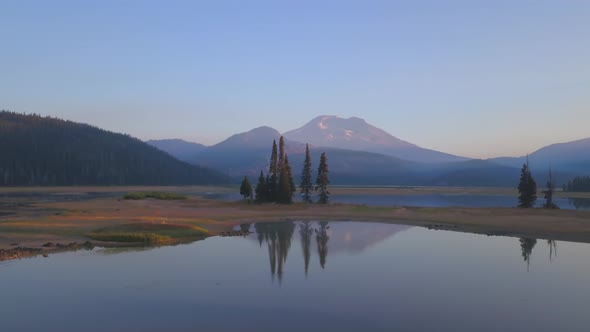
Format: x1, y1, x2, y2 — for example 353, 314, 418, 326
0, 111, 228, 186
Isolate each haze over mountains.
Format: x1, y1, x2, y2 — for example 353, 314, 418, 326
148, 115, 590, 187
0, 110, 585, 188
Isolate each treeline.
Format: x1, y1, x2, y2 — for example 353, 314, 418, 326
239, 138, 330, 204
0, 111, 228, 186
564, 176, 590, 192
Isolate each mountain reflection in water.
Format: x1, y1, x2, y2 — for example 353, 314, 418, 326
247, 221, 411, 281
245, 221, 561, 279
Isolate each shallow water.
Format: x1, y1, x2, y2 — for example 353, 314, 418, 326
208, 192, 590, 210
1, 221, 589, 332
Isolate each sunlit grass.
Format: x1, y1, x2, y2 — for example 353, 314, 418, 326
87, 222, 209, 245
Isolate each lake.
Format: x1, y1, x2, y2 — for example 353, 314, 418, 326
1, 221, 589, 332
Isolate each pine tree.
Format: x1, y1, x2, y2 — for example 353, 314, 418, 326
277, 163, 293, 204
300, 144, 313, 203
255, 171, 267, 203
518, 162, 537, 208
276, 153, 295, 204
267, 140, 279, 202
315, 152, 330, 204
239, 176, 253, 201
278, 136, 286, 168
285, 154, 296, 196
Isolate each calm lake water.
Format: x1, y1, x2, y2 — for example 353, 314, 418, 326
207, 192, 590, 210
2, 221, 590, 332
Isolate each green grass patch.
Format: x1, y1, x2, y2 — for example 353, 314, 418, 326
123, 191, 188, 200
88, 222, 208, 245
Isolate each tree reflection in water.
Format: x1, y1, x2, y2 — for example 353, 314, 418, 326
316, 221, 330, 269
299, 221, 313, 276
518, 238, 560, 270
547, 240, 557, 262
253, 221, 332, 281
519, 238, 537, 271
255, 222, 560, 279
254, 221, 296, 283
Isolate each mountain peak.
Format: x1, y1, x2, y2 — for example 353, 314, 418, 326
213, 126, 282, 149
284, 115, 414, 148
283, 115, 467, 163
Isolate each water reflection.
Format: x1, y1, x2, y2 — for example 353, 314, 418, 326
254, 221, 296, 283
253, 221, 332, 280
568, 198, 590, 209
249, 221, 411, 281
253, 222, 562, 277
519, 238, 537, 270
299, 221, 313, 276
316, 221, 330, 269
518, 238, 560, 269
4, 221, 589, 332
548, 240, 557, 262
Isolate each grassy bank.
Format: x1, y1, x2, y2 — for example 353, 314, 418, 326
88, 223, 208, 245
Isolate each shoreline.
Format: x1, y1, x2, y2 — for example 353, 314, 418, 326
1, 188, 590, 262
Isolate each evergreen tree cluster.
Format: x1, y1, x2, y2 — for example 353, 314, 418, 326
565, 176, 590, 192
254, 137, 296, 204
0, 111, 229, 186
517, 162, 537, 208
249, 139, 330, 204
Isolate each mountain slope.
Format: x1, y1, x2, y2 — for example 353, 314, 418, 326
189, 126, 306, 175
283, 115, 468, 163
490, 137, 590, 176
0, 111, 228, 185
147, 139, 206, 162
184, 124, 518, 187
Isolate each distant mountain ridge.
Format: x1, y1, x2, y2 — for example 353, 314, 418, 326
187, 126, 307, 176
490, 137, 590, 176
150, 123, 517, 187
146, 115, 589, 187
147, 139, 206, 162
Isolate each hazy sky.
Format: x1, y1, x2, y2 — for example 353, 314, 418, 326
1, 0, 588, 158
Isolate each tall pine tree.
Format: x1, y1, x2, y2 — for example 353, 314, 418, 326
518, 162, 537, 208
277, 162, 293, 204
300, 144, 313, 203
255, 171, 267, 203
315, 152, 330, 204
278, 136, 286, 168
267, 140, 279, 202
277, 153, 295, 204
285, 154, 296, 196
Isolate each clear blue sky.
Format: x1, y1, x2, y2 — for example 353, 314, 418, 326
1, 0, 588, 158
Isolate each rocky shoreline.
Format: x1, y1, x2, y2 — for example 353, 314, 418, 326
0, 241, 95, 262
